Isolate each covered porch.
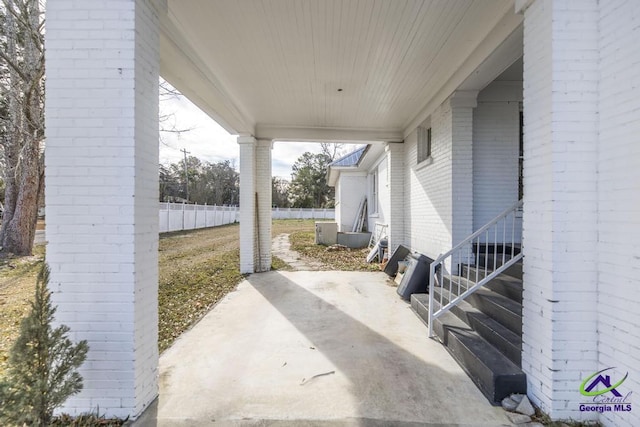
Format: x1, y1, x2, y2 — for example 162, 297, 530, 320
43, 1, 640, 426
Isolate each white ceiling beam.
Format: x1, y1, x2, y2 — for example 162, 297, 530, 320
255, 125, 403, 143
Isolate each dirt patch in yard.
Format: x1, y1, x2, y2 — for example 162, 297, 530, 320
0, 246, 45, 376
289, 230, 381, 272
272, 233, 325, 270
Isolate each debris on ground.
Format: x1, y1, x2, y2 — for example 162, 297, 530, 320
501, 396, 519, 412
502, 393, 542, 425
300, 370, 336, 385
325, 244, 350, 252
515, 395, 536, 416
505, 411, 531, 424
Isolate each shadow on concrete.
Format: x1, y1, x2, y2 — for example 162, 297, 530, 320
152, 271, 507, 426
244, 272, 505, 426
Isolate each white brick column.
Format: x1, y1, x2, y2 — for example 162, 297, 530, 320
238, 137, 272, 273
45, 0, 161, 419
238, 136, 256, 273
385, 143, 405, 253
519, 0, 599, 421
596, 2, 640, 427
255, 140, 273, 272
450, 92, 476, 267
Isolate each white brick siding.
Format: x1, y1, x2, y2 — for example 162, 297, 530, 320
597, 1, 640, 426
45, 0, 160, 418
450, 93, 476, 250
238, 137, 272, 273
368, 155, 388, 231
386, 143, 405, 252
521, 0, 599, 421
238, 137, 256, 274
403, 93, 475, 265
473, 82, 521, 232
404, 109, 451, 260
255, 140, 272, 271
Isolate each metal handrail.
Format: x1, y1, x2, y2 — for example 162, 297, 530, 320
427, 200, 523, 337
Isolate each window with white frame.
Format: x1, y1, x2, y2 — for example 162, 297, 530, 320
417, 126, 432, 163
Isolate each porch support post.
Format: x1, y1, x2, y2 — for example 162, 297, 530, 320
385, 143, 405, 253
238, 136, 256, 274
255, 140, 273, 272
519, 0, 599, 421
238, 137, 272, 273
449, 91, 477, 249
45, 0, 162, 418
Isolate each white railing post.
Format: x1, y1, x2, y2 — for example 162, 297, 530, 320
428, 263, 436, 337
427, 200, 523, 336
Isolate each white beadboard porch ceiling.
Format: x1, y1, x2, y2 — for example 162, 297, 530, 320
160, 0, 522, 141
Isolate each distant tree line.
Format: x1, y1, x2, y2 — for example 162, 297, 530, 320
162, 143, 341, 209
159, 156, 239, 205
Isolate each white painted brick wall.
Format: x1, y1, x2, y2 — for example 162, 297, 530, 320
597, 1, 640, 426
403, 94, 475, 265
238, 137, 256, 274
386, 143, 405, 252
255, 140, 272, 272
368, 154, 388, 232
45, 0, 160, 419
132, 0, 160, 417
521, 0, 599, 421
404, 106, 452, 260
238, 138, 272, 273
450, 95, 475, 251
473, 83, 521, 231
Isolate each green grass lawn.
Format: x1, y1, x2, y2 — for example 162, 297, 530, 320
0, 219, 377, 370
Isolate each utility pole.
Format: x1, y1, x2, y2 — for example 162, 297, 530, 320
181, 148, 190, 203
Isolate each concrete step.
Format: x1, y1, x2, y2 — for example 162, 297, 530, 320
472, 257, 522, 280
466, 288, 522, 336
436, 277, 522, 336
430, 288, 522, 367
411, 294, 526, 403
462, 265, 523, 303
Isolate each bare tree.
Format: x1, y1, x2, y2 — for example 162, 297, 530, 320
158, 78, 194, 147
320, 142, 344, 162
0, 0, 44, 255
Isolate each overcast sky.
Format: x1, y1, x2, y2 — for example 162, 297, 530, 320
159, 85, 331, 180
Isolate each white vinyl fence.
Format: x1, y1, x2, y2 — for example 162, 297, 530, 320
159, 203, 238, 233
272, 207, 335, 220
159, 203, 335, 233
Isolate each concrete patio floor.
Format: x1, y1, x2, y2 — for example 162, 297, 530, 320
154, 271, 511, 426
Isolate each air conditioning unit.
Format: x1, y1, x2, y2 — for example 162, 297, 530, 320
315, 222, 338, 245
